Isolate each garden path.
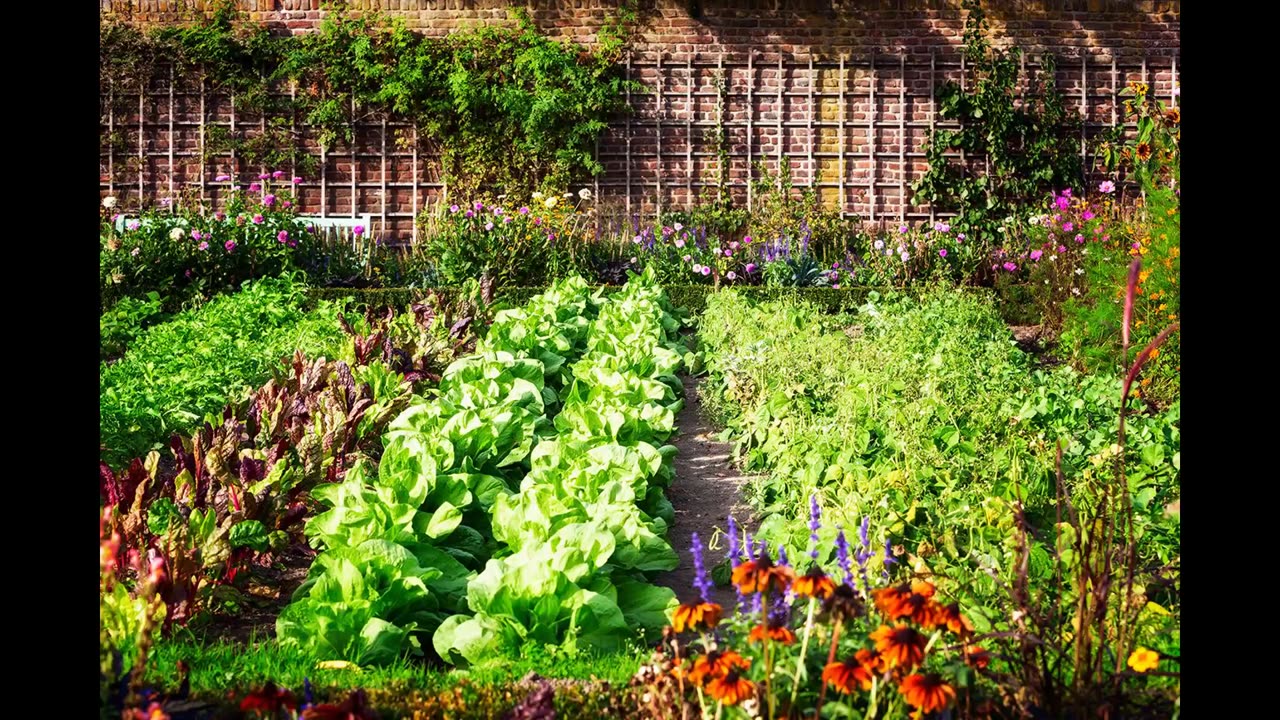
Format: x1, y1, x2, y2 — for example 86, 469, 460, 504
653, 375, 755, 607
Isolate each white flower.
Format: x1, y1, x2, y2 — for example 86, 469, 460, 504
873, 239, 884, 250
544, 196, 558, 209
692, 263, 703, 273
578, 188, 593, 201
532, 191, 544, 200
562, 192, 573, 198
1075, 267, 1085, 275
102, 196, 118, 209
1071, 287, 1081, 295
629, 256, 637, 264
997, 226, 1006, 233
169, 227, 185, 241
1049, 255, 1057, 261
900, 251, 910, 262
674, 222, 684, 232
1028, 215, 1041, 226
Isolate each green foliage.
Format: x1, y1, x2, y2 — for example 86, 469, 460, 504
100, 2, 634, 200
100, 291, 168, 361
911, 0, 1082, 234
99, 276, 348, 466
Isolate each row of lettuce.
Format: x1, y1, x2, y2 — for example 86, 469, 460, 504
274, 269, 693, 664
696, 286, 1180, 667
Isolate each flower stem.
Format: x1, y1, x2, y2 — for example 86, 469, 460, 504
813, 617, 843, 720
788, 597, 818, 713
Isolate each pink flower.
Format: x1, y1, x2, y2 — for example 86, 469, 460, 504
519, 206, 530, 215
1055, 195, 1070, 210
683, 255, 693, 262
1057, 245, 1066, 253
263, 194, 276, 207
190, 229, 202, 240
252, 214, 264, 224
899, 225, 909, 234
724, 249, 733, 257
1003, 261, 1018, 272
283, 200, 292, 209
474, 201, 484, 211
215, 174, 231, 182
701, 265, 711, 276
292, 176, 303, 184
504, 216, 513, 223
272, 170, 285, 179
832, 261, 840, 269
257, 173, 270, 180
236, 215, 246, 226
956, 233, 966, 242
214, 212, 225, 221
1098, 180, 1116, 194
745, 263, 757, 273
225, 240, 237, 252
675, 238, 686, 248
353, 225, 365, 236
198, 241, 209, 251
743, 235, 753, 244
484, 222, 494, 231
465, 210, 474, 218
1030, 250, 1043, 261
450, 204, 460, 213
727, 271, 737, 280
248, 182, 261, 192
1075, 234, 1084, 243
533, 217, 542, 225
1062, 222, 1074, 232
131, 247, 141, 257
934, 221, 950, 233
126, 220, 141, 231
277, 230, 289, 243
939, 249, 948, 258
1082, 210, 1095, 220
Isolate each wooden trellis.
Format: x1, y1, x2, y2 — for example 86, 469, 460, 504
100, 52, 1179, 242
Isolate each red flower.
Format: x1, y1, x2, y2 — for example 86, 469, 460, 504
240, 682, 297, 714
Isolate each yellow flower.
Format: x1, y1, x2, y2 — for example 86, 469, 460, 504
1127, 647, 1159, 673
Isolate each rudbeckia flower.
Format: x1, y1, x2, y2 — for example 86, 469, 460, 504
705, 670, 755, 706
793, 567, 836, 599
731, 554, 795, 594
899, 673, 956, 713
688, 650, 751, 685
671, 601, 722, 633
748, 621, 797, 645
822, 656, 874, 694
870, 623, 928, 670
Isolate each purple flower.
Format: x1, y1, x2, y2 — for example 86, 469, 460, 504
745, 262, 758, 273
248, 182, 261, 193
899, 225, 909, 234
448, 204, 460, 214
519, 206, 530, 215
292, 177, 303, 184
484, 221, 495, 231
726, 271, 737, 280
1075, 234, 1085, 243
1030, 249, 1043, 261
956, 233, 966, 242
1062, 222, 1074, 232
674, 238, 686, 248
934, 221, 950, 233
834, 529, 854, 586
263, 194, 276, 207
743, 235, 753, 244
726, 516, 741, 562
474, 201, 484, 211
504, 216, 513, 224
465, 210, 474, 218
1099, 180, 1116, 194
1057, 244, 1067, 253
938, 249, 948, 258
215, 174, 231, 182
688, 534, 714, 601
160, 197, 172, 207
353, 225, 365, 236
272, 170, 285, 179
190, 229, 202, 240
493, 207, 504, 217
257, 173, 270, 180
673, 222, 684, 232
1082, 210, 1095, 220
126, 220, 141, 231
224, 240, 236, 252
883, 539, 898, 573
197, 241, 209, 251
277, 230, 290, 243
1055, 195, 1070, 210
1003, 261, 1018, 272
900, 251, 910, 262
700, 265, 711, 276
252, 214, 264, 225
808, 495, 822, 561
724, 249, 733, 258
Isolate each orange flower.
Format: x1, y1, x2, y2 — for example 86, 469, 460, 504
671, 601, 722, 633
749, 621, 797, 645
873, 581, 936, 624
930, 602, 974, 638
1136, 142, 1153, 161
856, 647, 886, 675
1127, 647, 1160, 673
793, 567, 836, 599
899, 673, 956, 714
706, 669, 755, 706
731, 554, 795, 594
1164, 107, 1180, 124
822, 582, 866, 623
870, 623, 928, 670
822, 656, 874, 694
963, 645, 991, 669
688, 649, 751, 685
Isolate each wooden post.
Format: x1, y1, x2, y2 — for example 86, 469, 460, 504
167, 65, 175, 200
625, 52, 632, 222
807, 55, 816, 191
747, 50, 754, 210
776, 53, 784, 191
899, 54, 906, 222
868, 49, 876, 223
838, 54, 846, 217
656, 52, 664, 218
686, 53, 694, 204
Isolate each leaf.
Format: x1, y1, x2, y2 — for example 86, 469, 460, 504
229, 520, 270, 552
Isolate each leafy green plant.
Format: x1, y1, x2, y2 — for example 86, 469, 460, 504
99, 276, 348, 466
911, 0, 1082, 236
101, 291, 168, 361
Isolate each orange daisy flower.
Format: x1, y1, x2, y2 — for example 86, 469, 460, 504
688, 650, 751, 685
731, 554, 795, 594
706, 669, 755, 706
823, 582, 866, 622
671, 601, 722, 633
872, 581, 936, 624
930, 601, 974, 638
749, 621, 797, 645
793, 567, 837, 599
822, 656, 874, 694
856, 647, 886, 675
870, 623, 928, 670
899, 673, 956, 714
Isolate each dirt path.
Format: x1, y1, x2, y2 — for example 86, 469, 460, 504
654, 374, 756, 608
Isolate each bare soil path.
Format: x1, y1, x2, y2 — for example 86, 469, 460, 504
653, 374, 756, 608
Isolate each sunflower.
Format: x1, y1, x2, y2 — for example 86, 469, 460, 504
1135, 142, 1153, 161
793, 567, 837, 599
1164, 107, 1180, 124
870, 623, 928, 670
822, 656, 874, 694
706, 670, 755, 706
688, 649, 751, 685
822, 582, 866, 623
671, 601, 722, 633
899, 673, 956, 714
731, 554, 795, 594
929, 601, 973, 638
749, 621, 797, 645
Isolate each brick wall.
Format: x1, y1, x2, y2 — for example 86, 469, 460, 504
99, 1, 1180, 240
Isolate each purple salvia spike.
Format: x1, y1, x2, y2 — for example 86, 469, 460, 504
727, 516, 741, 563
808, 495, 822, 560
691, 532, 714, 604
777, 546, 789, 567
859, 515, 871, 551
834, 529, 854, 586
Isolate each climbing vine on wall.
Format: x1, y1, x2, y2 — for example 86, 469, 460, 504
100, 0, 638, 199
911, 0, 1082, 232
